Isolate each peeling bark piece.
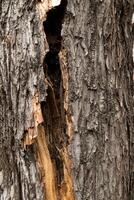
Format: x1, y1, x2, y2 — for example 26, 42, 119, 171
36, 0, 52, 20
32, 92, 44, 127
24, 127, 35, 146
23, 92, 44, 146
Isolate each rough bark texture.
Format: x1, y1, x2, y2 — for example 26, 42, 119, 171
0, 0, 74, 199
0, 0, 133, 200
62, 1, 134, 200
0, 0, 47, 199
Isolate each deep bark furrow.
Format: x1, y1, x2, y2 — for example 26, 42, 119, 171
39, 1, 75, 199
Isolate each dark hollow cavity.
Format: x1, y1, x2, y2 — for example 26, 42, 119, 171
42, 0, 68, 188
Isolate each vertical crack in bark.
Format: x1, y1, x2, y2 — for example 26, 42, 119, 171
36, 0, 75, 199
21, 1, 75, 199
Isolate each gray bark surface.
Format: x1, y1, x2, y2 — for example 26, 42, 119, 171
0, 0, 47, 199
62, 1, 134, 200
0, 0, 133, 200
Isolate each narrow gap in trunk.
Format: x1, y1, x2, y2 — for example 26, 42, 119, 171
41, 0, 71, 198
21, 1, 75, 199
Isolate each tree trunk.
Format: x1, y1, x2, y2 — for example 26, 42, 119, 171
0, 0, 133, 200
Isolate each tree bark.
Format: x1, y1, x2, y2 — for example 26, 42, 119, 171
62, 1, 134, 200
0, 0, 133, 200
0, 1, 47, 199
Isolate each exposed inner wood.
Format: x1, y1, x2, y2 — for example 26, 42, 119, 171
41, 0, 75, 199
23, 0, 75, 199
36, 124, 57, 200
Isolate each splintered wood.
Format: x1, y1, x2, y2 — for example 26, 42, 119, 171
36, 125, 57, 200
22, 1, 75, 198
22, 88, 75, 200
60, 148, 75, 200
23, 92, 43, 146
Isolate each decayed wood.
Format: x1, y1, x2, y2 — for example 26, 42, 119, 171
0, 0, 133, 199
0, 0, 75, 199
36, 124, 57, 200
